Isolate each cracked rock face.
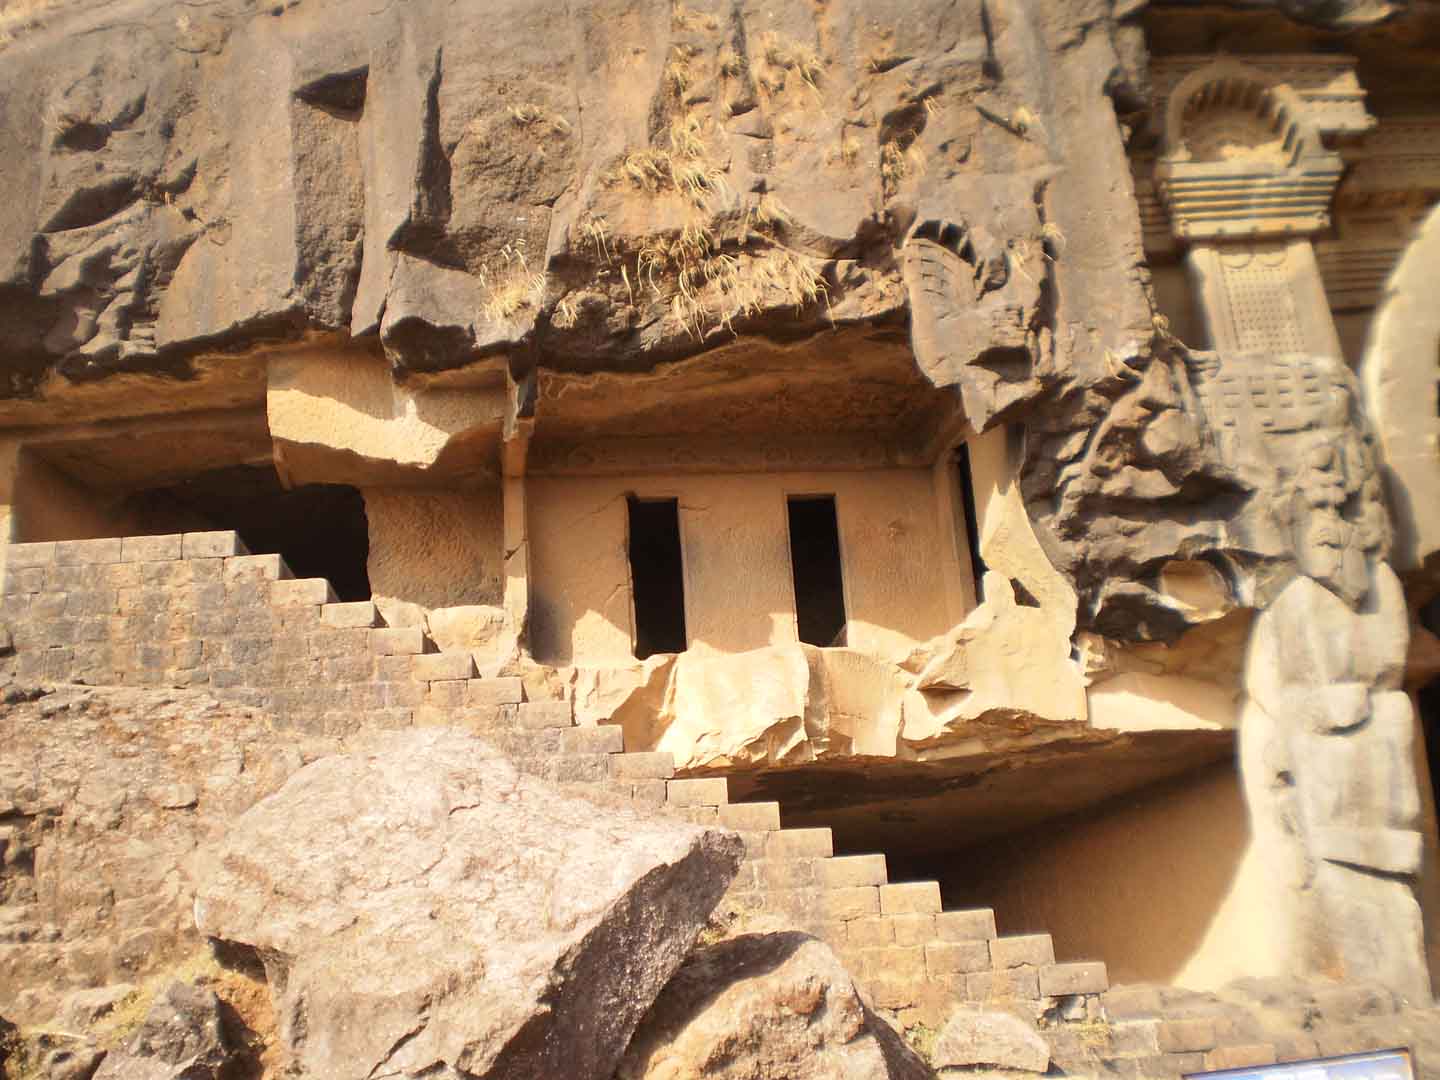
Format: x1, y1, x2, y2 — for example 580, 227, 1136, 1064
0, 686, 321, 1027
0, 2, 1140, 424
0, 0, 1294, 640
193, 728, 743, 1080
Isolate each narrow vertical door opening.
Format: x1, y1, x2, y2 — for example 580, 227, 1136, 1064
788, 495, 848, 647
627, 495, 688, 658
1417, 597, 1440, 842
956, 443, 988, 601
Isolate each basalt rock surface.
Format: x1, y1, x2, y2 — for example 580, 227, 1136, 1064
92, 981, 233, 1080
0, 0, 1182, 635
0, 0, 1404, 641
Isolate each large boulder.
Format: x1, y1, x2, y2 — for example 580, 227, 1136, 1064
193, 729, 743, 1080
616, 932, 932, 1079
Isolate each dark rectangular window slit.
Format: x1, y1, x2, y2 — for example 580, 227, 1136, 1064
788, 495, 848, 647
627, 495, 687, 658
956, 443, 988, 599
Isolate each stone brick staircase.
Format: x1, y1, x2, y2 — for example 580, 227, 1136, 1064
0, 531, 1109, 1023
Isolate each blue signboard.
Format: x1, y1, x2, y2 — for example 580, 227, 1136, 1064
1187, 1049, 1415, 1080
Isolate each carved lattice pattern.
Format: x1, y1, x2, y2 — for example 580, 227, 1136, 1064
1219, 246, 1306, 356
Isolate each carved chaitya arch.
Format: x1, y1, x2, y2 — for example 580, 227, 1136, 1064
1361, 204, 1440, 577
1155, 61, 1345, 243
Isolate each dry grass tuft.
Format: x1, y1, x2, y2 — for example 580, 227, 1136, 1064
904, 1021, 938, 1066
507, 103, 571, 135
670, 156, 730, 203
1040, 220, 1067, 259
552, 294, 580, 329
757, 32, 824, 99
668, 111, 707, 159
615, 148, 671, 192
608, 108, 729, 209
718, 45, 745, 78
978, 101, 1046, 140
752, 192, 790, 230
618, 220, 826, 339
737, 192, 791, 244
579, 214, 611, 263
1013, 105, 1043, 137
665, 45, 699, 95
671, 4, 719, 32
89, 949, 229, 1050
880, 137, 926, 185
677, 243, 828, 338
478, 239, 546, 323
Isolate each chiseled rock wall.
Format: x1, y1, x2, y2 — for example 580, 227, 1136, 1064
0, 0, 1401, 641
0, 0, 1434, 1022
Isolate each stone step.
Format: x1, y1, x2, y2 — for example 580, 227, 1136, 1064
880, 880, 942, 915
935, 908, 996, 942
666, 776, 729, 808
559, 725, 624, 755
764, 826, 832, 858
413, 651, 478, 681
516, 700, 572, 729
610, 751, 675, 781
817, 853, 888, 888
717, 801, 781, 831
1039, 960, 1108, 996
466, 676, 524, 708
321, 600, 382, 628
371, 627, 431, 656
990, 932, 1054, 969
271, 577, 336, 606
182, 530, 249, 559
224, 553, 293, 583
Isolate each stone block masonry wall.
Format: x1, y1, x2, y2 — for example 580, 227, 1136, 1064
0, 531, 1110, 1026
1066, 982, 1440, 1079
3, 532, 475, 734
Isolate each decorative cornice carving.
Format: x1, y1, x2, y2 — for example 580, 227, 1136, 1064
1335, 116, 1440, 209
1152, 59, 1352, 242
1147, 55, 1374, 144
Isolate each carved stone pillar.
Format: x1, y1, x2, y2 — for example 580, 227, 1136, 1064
1154, 59, 1432, 1000
1154, 59, 1348, 361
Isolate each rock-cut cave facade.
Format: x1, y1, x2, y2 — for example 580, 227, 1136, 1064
2, 0, 1440, 1052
